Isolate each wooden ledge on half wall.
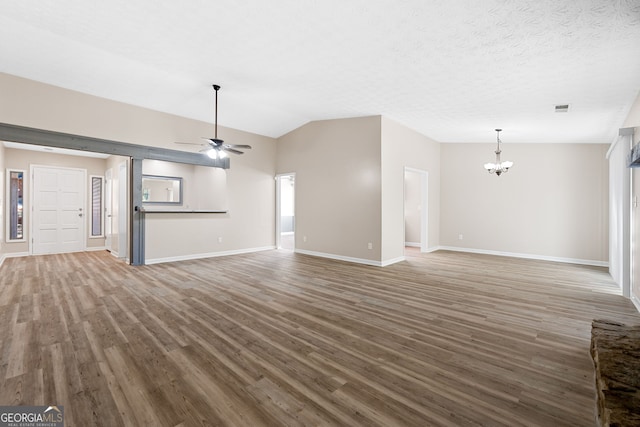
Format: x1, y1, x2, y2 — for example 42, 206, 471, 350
138, 210, 228, 214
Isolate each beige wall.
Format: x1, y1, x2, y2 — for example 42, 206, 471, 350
1, 73, 277, 262
441, 143, 609, 263
277, 116, 382, 262
145, 127, 276, 261
0, 72, 620, 269
381, 117, 441, 262
141, 160, 227, 211
276, 116, 440, 265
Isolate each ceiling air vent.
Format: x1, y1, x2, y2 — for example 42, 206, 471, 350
555, 104, 570, 113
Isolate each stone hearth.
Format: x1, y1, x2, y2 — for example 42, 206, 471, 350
590, 320, 640, 427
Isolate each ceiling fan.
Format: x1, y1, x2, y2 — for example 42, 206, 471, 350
175, 84, 251, 159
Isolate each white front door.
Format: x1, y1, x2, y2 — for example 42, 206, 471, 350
32, 166, 86, 255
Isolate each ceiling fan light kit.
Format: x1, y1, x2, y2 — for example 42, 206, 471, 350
175, 84, 252, 161
207, 148, 227, 159
484, 129, 513, 176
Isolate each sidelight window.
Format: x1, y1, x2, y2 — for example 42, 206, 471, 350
90, 175, 104, 237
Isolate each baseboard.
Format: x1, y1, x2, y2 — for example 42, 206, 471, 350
632, 295, 640, 313
0, 251, 30, 268
294, 248, 405, 267
382, 256, 406, 267
145, 246, 276, 265
405, 244, 440, 253
85, 246, 107, 252
437, 246, 609, 267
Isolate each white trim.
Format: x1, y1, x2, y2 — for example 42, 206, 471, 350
85, 246, 107, 252
89, 175, 104, 238
145, 246, 276, 265
606, 134, 624, 159
606, 126, 635, 159
0, 251, 30, 267
404, 167, 428, 253
405, 245, 439, 252
437, 246, 609, 267
382, 256, 406, 267
295, 248, 405, 267
275, 173, 295, 250
5, 169, 27, 243
632, 295, 640, 312
117, 162, 127, 260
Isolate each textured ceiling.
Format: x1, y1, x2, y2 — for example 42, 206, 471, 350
1, 0, 640, 144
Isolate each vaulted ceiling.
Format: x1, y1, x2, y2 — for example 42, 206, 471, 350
1, 0, 639, 144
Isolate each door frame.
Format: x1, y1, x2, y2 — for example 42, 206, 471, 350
118, 161, 128, 259
275, 173, 296, 250
29, 164, 87, 255
105, 168, 113, 250
404, 167, 428, 253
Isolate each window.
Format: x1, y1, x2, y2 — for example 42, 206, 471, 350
90, 176, 103, 237
6, 169, 25, 242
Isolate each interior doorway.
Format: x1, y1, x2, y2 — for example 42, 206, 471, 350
31, 165, 87, 255
117, 161, 128, 259
404, 167, 428, 253
105, 168, 113, 251
276, 173, 295, 250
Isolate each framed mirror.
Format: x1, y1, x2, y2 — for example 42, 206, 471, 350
6, 169, 26, 242
142, 175, 183, 205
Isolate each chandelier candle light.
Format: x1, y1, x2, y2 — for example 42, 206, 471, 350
484, 128, 513, 176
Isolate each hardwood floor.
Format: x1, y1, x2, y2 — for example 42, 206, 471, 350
0, 249, 638, 426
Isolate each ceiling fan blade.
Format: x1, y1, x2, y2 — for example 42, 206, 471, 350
223, 147, 245, 155
223, 144, 252, 149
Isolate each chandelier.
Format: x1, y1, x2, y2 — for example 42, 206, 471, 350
484, 129, 513, 176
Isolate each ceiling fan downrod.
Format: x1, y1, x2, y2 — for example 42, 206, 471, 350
213, 84, 220, 140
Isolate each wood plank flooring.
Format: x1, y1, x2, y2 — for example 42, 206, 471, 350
0, 249, 639, 426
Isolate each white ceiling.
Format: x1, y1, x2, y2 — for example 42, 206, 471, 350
1, 0, 639, 144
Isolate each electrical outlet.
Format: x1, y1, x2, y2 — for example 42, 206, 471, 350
458, 234, 463, 240
218, 237, 223, 243
303, 236, 307, 242
367, 242, 373, 250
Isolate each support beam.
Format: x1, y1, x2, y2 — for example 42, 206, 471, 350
0, 122, 230, 168
130, 158, 145, 266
